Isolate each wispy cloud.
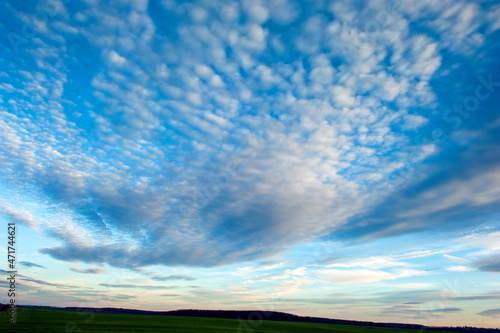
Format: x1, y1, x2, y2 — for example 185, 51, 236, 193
317, 268, 430, 284
446, 266, 472, 272
19, 261, 46, 269
99, 283, 177, 290
0, 269, 79, 289
151, 275, 196, 281
70, 267, 107, 274
479, 308, 500, 318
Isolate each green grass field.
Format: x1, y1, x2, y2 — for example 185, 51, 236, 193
0, 307, 448, 333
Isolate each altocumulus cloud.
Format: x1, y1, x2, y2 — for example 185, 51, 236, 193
0, 0, 500, 269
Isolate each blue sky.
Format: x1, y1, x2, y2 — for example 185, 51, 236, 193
1, 0, 500, 328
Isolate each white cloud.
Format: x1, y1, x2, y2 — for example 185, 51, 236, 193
443, 254, 470, 264
242, 0, 269, 24
330, 85, 356, 107
486, 5, 500, 32
194, 64, 213, 79
460, 231, 500, 254
269, 0, 300, 25
318, 268, 429, 284
387, 283, 437, 289
189, 6, 208, 22
186, 92, 203, 106
446, 266, 472, 272
401, 114, 428, 130
109, 51, 127, 66
327, 257, 408, 270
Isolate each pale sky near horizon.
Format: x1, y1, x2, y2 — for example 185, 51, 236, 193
1, 0, 500, 329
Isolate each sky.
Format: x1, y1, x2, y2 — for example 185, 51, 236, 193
0, 0, 500, 329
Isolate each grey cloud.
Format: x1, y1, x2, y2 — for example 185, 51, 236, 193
64, 290, 135, 299
271, 297, 365, 305
19, 261, 46, 269
473, 254, 500, 272
274, 290, 441, 307
99, 283, 177, 290
374, 290, 500, 305
151, 275, 196, 281
69, 267, 107, 274
425, 308, 462, 313
381, 305, 462, 318
371, 290, 442, 304
455, 292, 500, 301
21, 276, 78, 289
478, 308, 500, 318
